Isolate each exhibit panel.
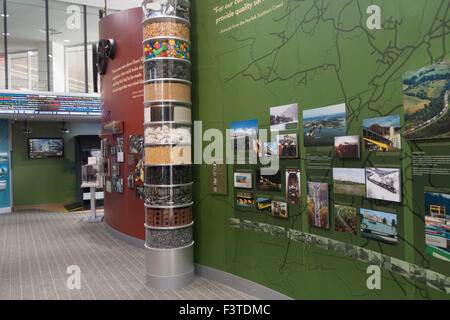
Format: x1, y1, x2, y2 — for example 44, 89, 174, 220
99, 8, 146, 240
191, 0, 450, 299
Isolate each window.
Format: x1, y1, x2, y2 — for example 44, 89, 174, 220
9, 51, 38, 91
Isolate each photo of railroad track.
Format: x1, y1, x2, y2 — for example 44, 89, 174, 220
332, 168, 365, 197
403, 59, 450, 140
365, 168, 401, 202
307, 182, 329, 229
335, 204, 357, 235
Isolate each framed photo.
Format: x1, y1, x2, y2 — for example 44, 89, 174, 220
235, 191, 254, 208
233, 172, 252, 189
112, 164, 120, 177
360, 208, 398, 245
306, 182, 329, 229
424, 192, 450, 261
332, 168, 365, 197
271, 201, 288, 218
286, 169, 301, 204
303, 103, 346, 147
127, 173, 134, 189
129, 135, 143, 154
365, 168, 401, 202
334, 135, 360, 158
256, 197, 272, 212
262, 142, 278, 158
256, 169, 281, 192
277, 134, 298, 158
335, 204, 357, 235
270, 103, 298, 131
363, 115, 401, 151
403, 59, 450, 140
230, 119, 258, 160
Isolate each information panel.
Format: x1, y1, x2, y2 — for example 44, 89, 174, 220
0, 90, 101, 117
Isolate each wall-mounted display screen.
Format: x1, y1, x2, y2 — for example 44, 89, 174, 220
0, 90, 101, 118
28, 138, 64, 159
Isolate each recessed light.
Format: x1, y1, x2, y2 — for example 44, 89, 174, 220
63, 39, 71, 42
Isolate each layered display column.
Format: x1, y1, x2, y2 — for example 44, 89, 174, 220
142, 0, 194, 289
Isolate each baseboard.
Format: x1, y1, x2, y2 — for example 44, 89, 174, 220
105, 222, 291, 299
105, 222, 145, 248
0, 207, 11, 214
195, 264, 292, 300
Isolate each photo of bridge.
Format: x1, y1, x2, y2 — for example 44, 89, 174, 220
363, 115, 401, 152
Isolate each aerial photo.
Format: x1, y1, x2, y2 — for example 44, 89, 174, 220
303, 103, 346, 147
403, 59, 450, 140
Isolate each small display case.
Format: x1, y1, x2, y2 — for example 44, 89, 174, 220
144, 103, 191, 124
144, 123, 191, 145
145, 205, 192, 227
143, 37, 190, 61
142, 0, 190, 22
145, 223, 193, 249
144, 58, 191, 83
143, 17, 190, 41
144, 80, 191, 103
145, 184, 193, 207
144, 164, 192, 186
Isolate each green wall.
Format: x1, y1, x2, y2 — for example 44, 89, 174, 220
191, 0, 450, 299
11, 121, 100, 206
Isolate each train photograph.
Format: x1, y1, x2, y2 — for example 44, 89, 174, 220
365, 168, 401, 202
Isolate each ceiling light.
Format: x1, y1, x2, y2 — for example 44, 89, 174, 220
2, 32, 9, 36
63, 39, 71, 42
1, 14, 9, 18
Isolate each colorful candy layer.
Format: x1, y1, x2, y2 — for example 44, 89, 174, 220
144, 39, 190, 61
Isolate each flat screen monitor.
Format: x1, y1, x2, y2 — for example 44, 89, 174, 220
28, 138, 64, 159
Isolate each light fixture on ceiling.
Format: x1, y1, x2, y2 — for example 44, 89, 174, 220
37, 28, 62, 35
63, 39, 71, 43
1, 14, 9, 18
21, 121, 32, 135
60, 122, 70, 134
2, 32, 10, 36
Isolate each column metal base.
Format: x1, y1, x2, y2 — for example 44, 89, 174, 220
145, 241, 194, 289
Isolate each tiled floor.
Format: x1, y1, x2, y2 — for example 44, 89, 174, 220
0, 210, 256, 300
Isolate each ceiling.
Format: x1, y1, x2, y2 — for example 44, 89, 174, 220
0, 0, 137, 53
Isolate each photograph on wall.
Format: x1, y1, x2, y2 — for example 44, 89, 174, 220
424, 192, 450, 261
117, 137, 124, 153
134, 158, 144, 184
129, 135, 143, 154
127, 173, 134, 189
230, 119, 258, 160
360, 208, 398, 245
211, 162, 228, 195
136, 186, 145, 200
286, 169, 301, 204
111, 146, 116, 156
270, 103, 298, 131
306, 182, 329, 229
105, 180, 112, 193
0, 180, 6, 191
363, 115, 401, 151
235, 191, 254, 208
256, 169, 281, 192
334, 204, 357, 235
112, 164, 120, 177
256, 197, 272, 212
334, 135, 360, 158
403, 59, 450, 140
332, 168, 365, 197
112, 177, 124, 193
262, 142, 278, 158
365, 168, 401, 202
303, 103, 346, 147
277, 134, 298, 158
0, 152, 8, 163
233, 172, 252, 189
271, 201, 288, 218
0, 164, 7, 177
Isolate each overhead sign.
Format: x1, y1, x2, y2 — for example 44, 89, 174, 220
0, 90, 101, 118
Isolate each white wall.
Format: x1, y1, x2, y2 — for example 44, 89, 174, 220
54, 0, 140, 11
